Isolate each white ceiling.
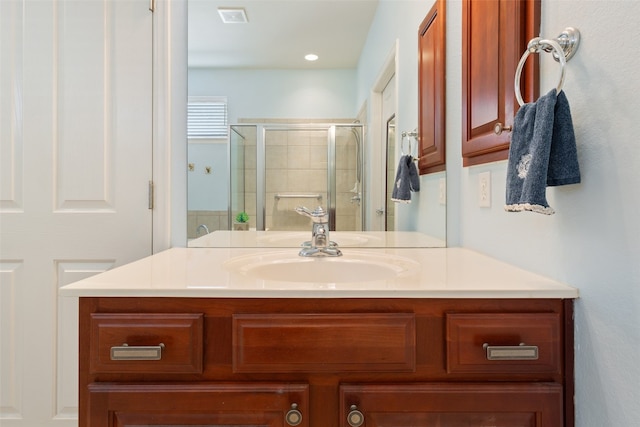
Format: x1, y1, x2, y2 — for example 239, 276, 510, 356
188, 0, 380, 69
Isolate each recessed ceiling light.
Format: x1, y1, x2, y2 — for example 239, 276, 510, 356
305, 54, 319, 62
218, 8, 248, 24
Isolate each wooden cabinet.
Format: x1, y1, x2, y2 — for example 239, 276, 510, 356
417, 0, 446, 175
341, 383, 563, 426
462, 0, 540, 166
86, 383, 308, 427
79, 297, 574, 427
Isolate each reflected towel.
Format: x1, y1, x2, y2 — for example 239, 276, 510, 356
391, 155, 420, 203
505, 89, 581, 214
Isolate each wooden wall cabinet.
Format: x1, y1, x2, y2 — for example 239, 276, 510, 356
418, 0, 446, 175
79, 297, 574, 427
462, 0, 540, 166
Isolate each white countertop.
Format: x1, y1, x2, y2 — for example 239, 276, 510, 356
188, 230, 446, 248
59, 247, 578, 299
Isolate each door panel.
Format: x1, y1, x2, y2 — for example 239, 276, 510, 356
0, 0, 153, 425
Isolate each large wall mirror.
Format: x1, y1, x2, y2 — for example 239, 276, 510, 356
187, 0, 446, 248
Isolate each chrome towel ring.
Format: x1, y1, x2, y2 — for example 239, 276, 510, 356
401, 130, 418, 158
514, 27, 581, 107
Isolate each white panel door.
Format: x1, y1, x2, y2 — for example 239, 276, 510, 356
0, 1, 153, 426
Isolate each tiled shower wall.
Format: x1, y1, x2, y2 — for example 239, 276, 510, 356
334, 128, 361, 231
239, 119, 360, 232
264, 128, 328, 231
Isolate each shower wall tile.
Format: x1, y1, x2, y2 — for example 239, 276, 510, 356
336, 214, 356, 231
187, 210, 229, 238
244, 169, 257, 193
336, 144, 349, 167
266, 170, 287, 192
244, 145, 257, 169
336, 194, 359, 216
265, 146, 287, 169
244, 193, 256, 227
309, 145, 327, 169
265, 130, 288, 146
308, 132, 327, 146
287, 145, 310, 169
336, 169, 356, 190
287, 170, 326, 193
265, 192, 277, 214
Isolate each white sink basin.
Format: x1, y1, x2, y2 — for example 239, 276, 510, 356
223, 251, 419, 283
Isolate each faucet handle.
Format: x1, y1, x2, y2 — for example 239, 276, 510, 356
295, 206, 327, 221
295, 206, 313, 217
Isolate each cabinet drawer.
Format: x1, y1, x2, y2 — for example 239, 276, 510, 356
233, 313, 415, 373
90, 313, 204, 374
446, 313, 561, 375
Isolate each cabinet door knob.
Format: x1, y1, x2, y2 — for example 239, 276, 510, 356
285, 403, 303, 426
347, 405, 365, 427
493, 122, 512, 135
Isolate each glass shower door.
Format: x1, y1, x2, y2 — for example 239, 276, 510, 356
264, 127, 328, 231
334, 125, 363, 231
229, 125, 256, 230
229, 123, 364, 232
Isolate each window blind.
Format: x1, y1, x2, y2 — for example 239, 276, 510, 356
187, 97, 228, 139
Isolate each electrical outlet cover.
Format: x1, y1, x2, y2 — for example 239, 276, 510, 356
478, 171, 491, 207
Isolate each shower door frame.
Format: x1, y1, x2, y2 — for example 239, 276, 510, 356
238, 123, 363, 231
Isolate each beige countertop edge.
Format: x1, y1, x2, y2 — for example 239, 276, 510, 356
58, 247, 579, 299
59, 289, 579, 299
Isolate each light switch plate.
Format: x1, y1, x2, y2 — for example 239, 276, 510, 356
478, 171, 491, 207
439, 178, 446, 205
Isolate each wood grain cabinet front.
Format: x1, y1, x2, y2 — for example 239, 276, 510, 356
78, 298, 574, 427
462, 0, 540, 165
89, 313, 204, 374
232, 313, 416, 373
446, 312, 562, 376
340, 383, 563, 427
86, 382, 309, 427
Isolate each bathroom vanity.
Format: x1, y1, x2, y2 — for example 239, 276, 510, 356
60, 247, 578, 427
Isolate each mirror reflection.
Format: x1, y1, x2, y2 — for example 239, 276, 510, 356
187, 0, 446, 248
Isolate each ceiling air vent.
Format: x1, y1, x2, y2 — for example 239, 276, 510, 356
218, 8, 248, 24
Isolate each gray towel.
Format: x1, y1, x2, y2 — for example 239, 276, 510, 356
505, 89, 580, 214
391, 155, 420, 203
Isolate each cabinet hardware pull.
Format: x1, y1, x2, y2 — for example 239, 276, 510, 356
483, 342, 539, 360
285, 403, 303, 426
494, 122, 512, 135
347, 405, 365, 427
110, 343, 164, 361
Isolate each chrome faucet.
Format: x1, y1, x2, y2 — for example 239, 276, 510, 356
196, 224, 210, 236
295, 206, 342, 257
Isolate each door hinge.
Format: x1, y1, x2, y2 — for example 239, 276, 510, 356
149, 0, 155, 12
148, 181, 154, 210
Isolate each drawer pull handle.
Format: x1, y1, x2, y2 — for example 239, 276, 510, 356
483, 343, 539, 360
347, 405, 365, 427
110, 343, 164, 361
285, 403, 302, 426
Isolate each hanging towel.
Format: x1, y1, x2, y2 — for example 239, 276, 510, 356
505, 89, 580, 214
391, 155, 420, 203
